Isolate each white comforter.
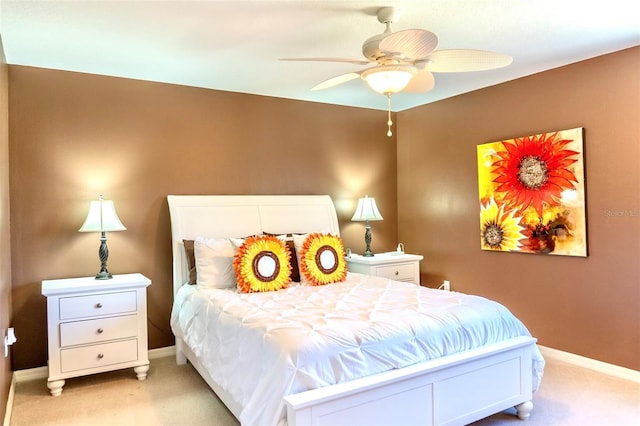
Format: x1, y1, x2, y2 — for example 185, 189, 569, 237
171, 273, 545, 426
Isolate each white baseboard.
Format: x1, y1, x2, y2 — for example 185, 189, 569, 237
148, 345, 176, 360
538, 345, 640, 383
3, 373, 15, 426
12, 365, 47, 382
12, 345, 177, 383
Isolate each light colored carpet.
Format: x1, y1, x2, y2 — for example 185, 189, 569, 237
470, 358, 639, 426
10, 356, 239, 426
9, 354, 640, 425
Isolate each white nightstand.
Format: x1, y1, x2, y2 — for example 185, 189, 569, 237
41, 273, 151, 396
346, 252, 424, 285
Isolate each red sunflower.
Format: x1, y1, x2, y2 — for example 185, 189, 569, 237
491, 132, 579, 216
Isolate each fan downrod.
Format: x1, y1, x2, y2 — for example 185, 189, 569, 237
363, 7, 403, 62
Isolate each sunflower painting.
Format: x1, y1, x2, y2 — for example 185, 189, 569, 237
477, 127, 587, 256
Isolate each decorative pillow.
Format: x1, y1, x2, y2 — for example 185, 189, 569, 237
296, 233, 347, 286
234, 235, 292, 293
182, 239, 197, 284
263, 233, 301, 282
194, 237, 238, 289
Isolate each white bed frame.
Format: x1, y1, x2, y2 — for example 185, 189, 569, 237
167, 195, 536, 426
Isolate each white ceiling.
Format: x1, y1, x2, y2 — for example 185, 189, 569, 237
1, 0, 639, 112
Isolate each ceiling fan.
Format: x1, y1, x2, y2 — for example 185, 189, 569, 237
281, 7, 512, 136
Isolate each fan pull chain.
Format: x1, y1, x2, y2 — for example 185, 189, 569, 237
386, 94, 393, 137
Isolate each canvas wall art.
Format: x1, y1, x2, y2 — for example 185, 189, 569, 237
477, 127, 587, 256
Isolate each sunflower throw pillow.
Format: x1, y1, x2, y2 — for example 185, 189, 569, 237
297, 233, 347, 286
234, 235, 292, 293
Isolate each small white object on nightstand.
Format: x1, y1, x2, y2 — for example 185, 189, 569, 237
41, 273, 151, 396
346, 252, 423, 285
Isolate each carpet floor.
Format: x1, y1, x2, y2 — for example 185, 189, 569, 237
9, 353, 639, 425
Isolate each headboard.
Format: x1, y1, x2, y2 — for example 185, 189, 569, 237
167, 195, 340, 296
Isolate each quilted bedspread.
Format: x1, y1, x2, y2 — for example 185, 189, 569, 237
171, 272, 545, 426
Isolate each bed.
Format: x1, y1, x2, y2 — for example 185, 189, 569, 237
167, 194, 544, 426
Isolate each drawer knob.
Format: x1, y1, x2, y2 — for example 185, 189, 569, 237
97, 353, 104, 360
97, 328, 104, 334
95, 303, 103, 309
395, 271, 399, 276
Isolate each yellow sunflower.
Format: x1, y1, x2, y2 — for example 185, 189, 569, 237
299, 233, 347, 286
480, 198, 525, 251
233, 235, 292, 293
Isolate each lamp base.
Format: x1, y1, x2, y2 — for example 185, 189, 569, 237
95, 271, 113, 280
95, 233, 114, 280
362, 223, 375, 257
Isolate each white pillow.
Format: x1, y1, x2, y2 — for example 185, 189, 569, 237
292, 233, 310, 284
194, 237, 240, 289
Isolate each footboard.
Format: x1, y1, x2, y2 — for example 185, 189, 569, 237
284, 337, 535, 426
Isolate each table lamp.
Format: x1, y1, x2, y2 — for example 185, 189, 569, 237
351, 195, 383, 257
79, 195, 126, 279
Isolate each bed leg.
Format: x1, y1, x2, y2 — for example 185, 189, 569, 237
515, 400, 533, 420
175, 339, 187, 365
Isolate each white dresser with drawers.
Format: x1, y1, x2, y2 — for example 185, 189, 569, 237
41, 273, 151, 396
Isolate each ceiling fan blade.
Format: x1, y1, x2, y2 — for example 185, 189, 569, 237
379, 29, 438, 60
312, 72, 361, 91
404, 71, 435, 93
280, 57, 370, 66
422, 49, 513, 72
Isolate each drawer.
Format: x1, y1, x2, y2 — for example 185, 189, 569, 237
60, 339, 138, 373
375, 263, 417, 281
59, 291, 137, 320
60, 314, 138, 347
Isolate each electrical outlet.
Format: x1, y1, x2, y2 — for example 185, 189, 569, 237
442, 280, 450, 291
4, 328, 16, 357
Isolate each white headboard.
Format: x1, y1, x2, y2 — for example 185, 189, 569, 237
167, 195, 340, 295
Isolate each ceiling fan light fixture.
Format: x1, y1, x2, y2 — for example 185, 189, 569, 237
362, 65, 415, 95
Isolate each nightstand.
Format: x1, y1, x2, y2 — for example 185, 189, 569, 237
346, 252, 424, 285
41, 273, 151, 396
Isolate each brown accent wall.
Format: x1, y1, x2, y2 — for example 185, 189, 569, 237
397, 47, 640, 370
6, 48, 639, 374
8, 67, 399, 370
0, 36, 12, 421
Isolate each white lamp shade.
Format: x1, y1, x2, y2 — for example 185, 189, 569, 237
351, 196, 384, 222
79, 198, 126, 232
362, 65, 415, 94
